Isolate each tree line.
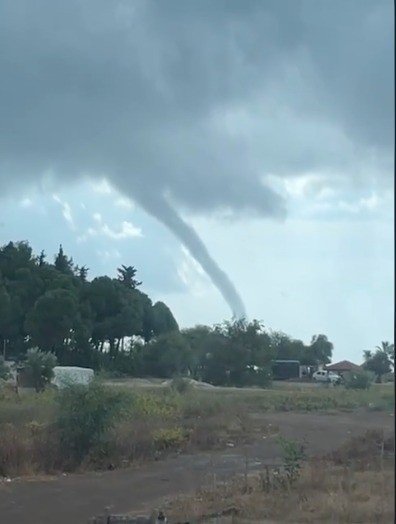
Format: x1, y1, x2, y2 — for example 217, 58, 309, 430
0, 241, 335, 386
0, 241, 178, 367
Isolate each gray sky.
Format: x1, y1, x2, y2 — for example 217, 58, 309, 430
0, 0, 394, 362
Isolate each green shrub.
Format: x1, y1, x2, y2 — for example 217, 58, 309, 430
343, 370, 373, 390
56, 381, 125, 465
24, 348, 57, 392
241, 367, 272, 388
132, 391, 180, 419
0, 356, 10, 381
277, 436, 306, 483
153, 426, 188, 451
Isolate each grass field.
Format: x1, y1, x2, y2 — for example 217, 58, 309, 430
0, 380, 394, 478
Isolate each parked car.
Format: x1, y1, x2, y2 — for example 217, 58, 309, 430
312, 370, 341, 384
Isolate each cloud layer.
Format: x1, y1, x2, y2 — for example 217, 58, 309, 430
1, 0, 392, 202
0, 0, 393, 316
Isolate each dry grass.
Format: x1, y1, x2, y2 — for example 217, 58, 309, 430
0, 383, 394, 478
165, 431, 395, 523
0, 387, 260, 476
0, 421, 62, 476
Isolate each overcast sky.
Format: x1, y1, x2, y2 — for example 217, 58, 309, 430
0, 0, 394, 363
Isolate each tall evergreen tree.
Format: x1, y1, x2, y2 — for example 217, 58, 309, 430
54, 245, 74, 274
117, 265, 142, 289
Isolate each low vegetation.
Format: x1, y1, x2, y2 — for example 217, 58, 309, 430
0, 381, 394, 478
343, 369, 374, 390
0, 356, 10, 381
24, 348, 57, 392
166, 431, 395, 523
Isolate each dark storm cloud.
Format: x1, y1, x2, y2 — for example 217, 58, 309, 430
1, 0, 392, 198
0, 0, 393, 316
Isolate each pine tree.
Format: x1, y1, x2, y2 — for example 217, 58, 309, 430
54, 245, 73, 274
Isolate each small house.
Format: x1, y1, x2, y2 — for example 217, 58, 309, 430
325, 360, 361, 378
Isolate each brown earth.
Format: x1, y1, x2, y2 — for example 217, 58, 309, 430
0, 410, 393, 524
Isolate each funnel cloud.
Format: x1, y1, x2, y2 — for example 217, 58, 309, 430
132, 189, 247, 319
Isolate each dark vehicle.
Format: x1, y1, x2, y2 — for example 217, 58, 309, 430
272, 360, 300, 380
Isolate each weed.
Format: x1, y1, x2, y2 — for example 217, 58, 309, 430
165, 433, 395, 524
153, 427, 188, 451
277, 436, 307, 483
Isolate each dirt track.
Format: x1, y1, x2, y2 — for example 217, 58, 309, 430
0, 410, 393, 524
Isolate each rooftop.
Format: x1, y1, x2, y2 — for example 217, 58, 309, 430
325, 360, 361, 371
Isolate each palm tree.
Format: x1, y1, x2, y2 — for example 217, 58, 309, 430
376, 341, 394, 369
376, 341, 394, 355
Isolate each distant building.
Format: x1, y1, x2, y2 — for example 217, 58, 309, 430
325, 360, 361, 376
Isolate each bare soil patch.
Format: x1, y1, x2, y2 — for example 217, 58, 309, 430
0, 410, 393, 524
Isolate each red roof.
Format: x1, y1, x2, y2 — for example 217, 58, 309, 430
325, 360, 361, 372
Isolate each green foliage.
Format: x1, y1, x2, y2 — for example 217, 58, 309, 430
277, 436, 306, 482
140, 331, 192, 378
153, 426, 187, 451
203, 319, 274, 387
25, 289, 79, 353
1, 239, 340, 387
54, 245, 74, 275
376, 341, 394, 359
117, 264, 141, 289
56, 381, 125, 464
25, 348, 57, 392
131, 391, 180, 419
0, 356, 10, 381
0, 283, 11, 341
307, 334, 333, 366
363, 343, 393, 382
343, 370, 373, 390
151, 301, 179, 336
0, 240, 176, 370
265, 331, 334, 368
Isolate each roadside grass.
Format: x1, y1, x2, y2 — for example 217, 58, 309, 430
165, 430, 395, 523
219, 384, 395, 413
0, 382, 394, 477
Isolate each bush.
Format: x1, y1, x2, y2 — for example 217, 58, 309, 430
153, 426, 188, 451
343, 370, 373, 390
240, 367, 272, 388
56, 381, 125, 465
0, 356, 10, 381
132, 391, 180, 419
277, 436, 306, 483
24, 348, 57, 392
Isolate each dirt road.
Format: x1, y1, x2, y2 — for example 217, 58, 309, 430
0, 410, 393, 524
